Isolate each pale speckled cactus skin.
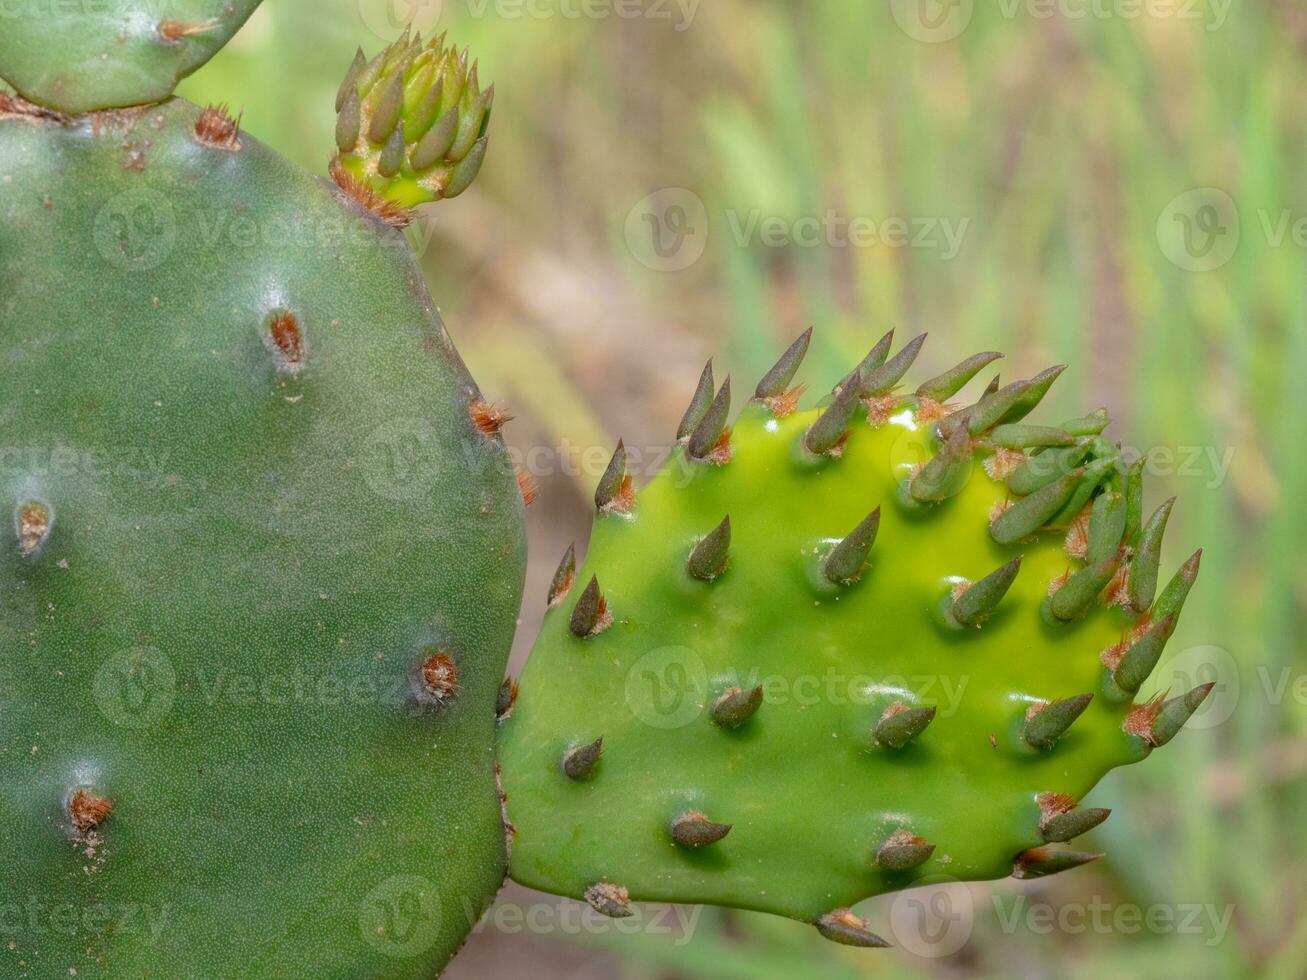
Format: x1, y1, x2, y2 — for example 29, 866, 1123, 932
499, 331, 1211, 946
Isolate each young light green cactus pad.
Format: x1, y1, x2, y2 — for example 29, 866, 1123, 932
499, 331, 1211, 946
0, 1, 264, 113
0, 96, 524, 976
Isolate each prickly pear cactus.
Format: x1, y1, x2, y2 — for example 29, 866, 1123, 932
499, 331, 1211, 946
0, 45, 523, 980
0, 1, 263, 113
331, 28, 493, 216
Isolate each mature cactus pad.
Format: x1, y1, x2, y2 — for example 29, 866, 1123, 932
499, 333, 1209, 943
0, 1, 263, 113
0, 97, 524, 976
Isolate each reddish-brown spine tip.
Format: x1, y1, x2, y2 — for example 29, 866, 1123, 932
515, 466, 537, 506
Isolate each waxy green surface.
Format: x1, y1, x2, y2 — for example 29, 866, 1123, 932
502, 396, 1152, 922
0, 98, 525, 977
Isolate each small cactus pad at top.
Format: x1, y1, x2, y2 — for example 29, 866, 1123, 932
0, 1, 263, 113
332, 30, 494, 221
498, 330, 1212, 943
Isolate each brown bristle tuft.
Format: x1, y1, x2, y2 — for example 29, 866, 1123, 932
1036, 792, 1077, 818
864, 393, 899, 427
419, 651, 458, 703
68, 788, 114, 833
1100, 637, 1129, 671
608, 473, 636, 513
1025, 700, 1050, 721
984, 447, 1027, 481
584, 882, 632, 918
703, 427, 734, 465
17, 502, 50, 556
1046, 569, 1072, 599
265, 311, 304, 371
885, 827, 926, 847
1101, 613, 1154, 670
158, 17, 218, 42
1104, 560, 1132, 608
916, 397, 952, 423
329, 156, 414, 228
515, 466, 537, 506
763, 384, 807, 419
1063, 511, 1090, 558
470, 399, 514, 436
988, 498, 1013, 525
1123, 691, 1167, 739
194, 103, 242, 151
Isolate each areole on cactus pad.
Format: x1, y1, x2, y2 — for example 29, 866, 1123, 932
498, 329, 1211, 946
